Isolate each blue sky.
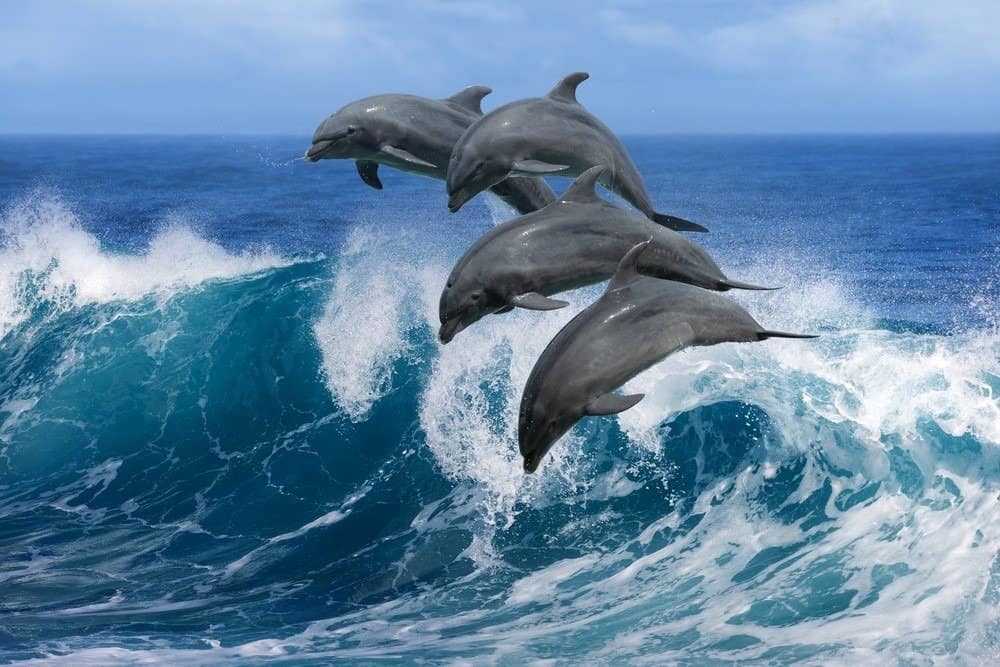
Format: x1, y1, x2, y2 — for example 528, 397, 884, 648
2, 0, 999, 134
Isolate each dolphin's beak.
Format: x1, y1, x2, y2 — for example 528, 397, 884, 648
522, 451, 542, 474
438, 318, 466, 344
304, 140, 334, 162
305, 128, 353, 162
447, 187, 475, 213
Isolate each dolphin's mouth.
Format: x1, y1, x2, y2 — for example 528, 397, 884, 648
304, 140, 334, 162
447, 187, 475, 213
306, 127, 356, 162
522, 451, 542, 474
438, 318, 466, 344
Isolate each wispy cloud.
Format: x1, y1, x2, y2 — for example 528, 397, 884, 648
600, 0, 1000, 83
0, 0, 433, 77
416, 0, 524, 23
1, 0, 998, 132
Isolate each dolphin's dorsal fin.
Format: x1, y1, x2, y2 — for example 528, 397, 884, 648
608, 241, 650, 291
445, 85, 492, 114
560, 165, 606, 203
585, 393, 644, 416
547, 72, 589, 103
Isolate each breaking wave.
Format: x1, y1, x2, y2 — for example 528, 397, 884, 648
1, 195, 997, 664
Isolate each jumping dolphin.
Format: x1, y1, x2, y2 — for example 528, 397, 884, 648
305, 87, 556, 214
518, 242, 817, 473
446, 72, 707, 233
439, 167, 771, 343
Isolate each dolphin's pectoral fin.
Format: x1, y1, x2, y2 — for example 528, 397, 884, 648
510, 292, 569, 311
380, 144, 436, 169
512, 160, 570, 175
444, 85, 492, 115
547, 72, 590, 103
585, 393, 644, 416
608, 241, 651, 291
356, 160, 383, 190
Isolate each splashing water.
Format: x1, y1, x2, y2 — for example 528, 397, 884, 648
1, 135, 997, 664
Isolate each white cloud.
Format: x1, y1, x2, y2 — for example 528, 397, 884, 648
2, 0, 997, 131
600, 0, 1000, 83
0, 0, 432, 77
416, 0, 524, 23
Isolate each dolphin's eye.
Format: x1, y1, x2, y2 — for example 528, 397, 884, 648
471, 293, 481, 301
346, 126, 357, 135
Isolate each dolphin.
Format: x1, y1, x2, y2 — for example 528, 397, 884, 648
305, 87, 555, 214
439, 166, 772, 343
518, 242, 817, 473
446, 72, 707, 233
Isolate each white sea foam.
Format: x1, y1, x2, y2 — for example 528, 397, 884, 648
313, 227, 420, 421
507, 554, 601, 605
243, 452, 996, 664
314, 226, 999, 524
416, 274, 597, 526
616, 270, 1000, 457
0, 193, 288, 339
223, 484, 371, 578
296, 217, 1000, 663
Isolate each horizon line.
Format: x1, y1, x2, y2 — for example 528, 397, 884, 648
2, 130, 999, 138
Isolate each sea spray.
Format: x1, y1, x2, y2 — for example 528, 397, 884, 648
1, 135, 997, 664
0, 192, 287, 340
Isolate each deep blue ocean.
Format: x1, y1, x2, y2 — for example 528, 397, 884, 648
0, 135, 997, 665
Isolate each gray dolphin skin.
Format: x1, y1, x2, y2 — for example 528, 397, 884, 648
305, 87, 555, 214
446, 72, 708, 233
438, 166, 771, 343
517, 242, 817, 473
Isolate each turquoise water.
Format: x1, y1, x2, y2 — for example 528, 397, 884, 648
0, 135, 997, 664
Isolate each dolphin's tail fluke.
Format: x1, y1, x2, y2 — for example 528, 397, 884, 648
718, 279, 780, 291
758, 330, 820, 340
652, 212, 709, 233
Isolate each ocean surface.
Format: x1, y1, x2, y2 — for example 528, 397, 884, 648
0, 135, 997, 665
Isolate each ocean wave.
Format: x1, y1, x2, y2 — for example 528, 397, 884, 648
0, 212, 997, 664
0, 192, 290, 340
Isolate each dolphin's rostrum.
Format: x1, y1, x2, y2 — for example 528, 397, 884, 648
517, 242, 817, 473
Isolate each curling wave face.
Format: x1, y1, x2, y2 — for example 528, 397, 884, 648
1, 136, 998, 664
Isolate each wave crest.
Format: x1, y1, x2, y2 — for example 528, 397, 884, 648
0, 192, 287, 339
